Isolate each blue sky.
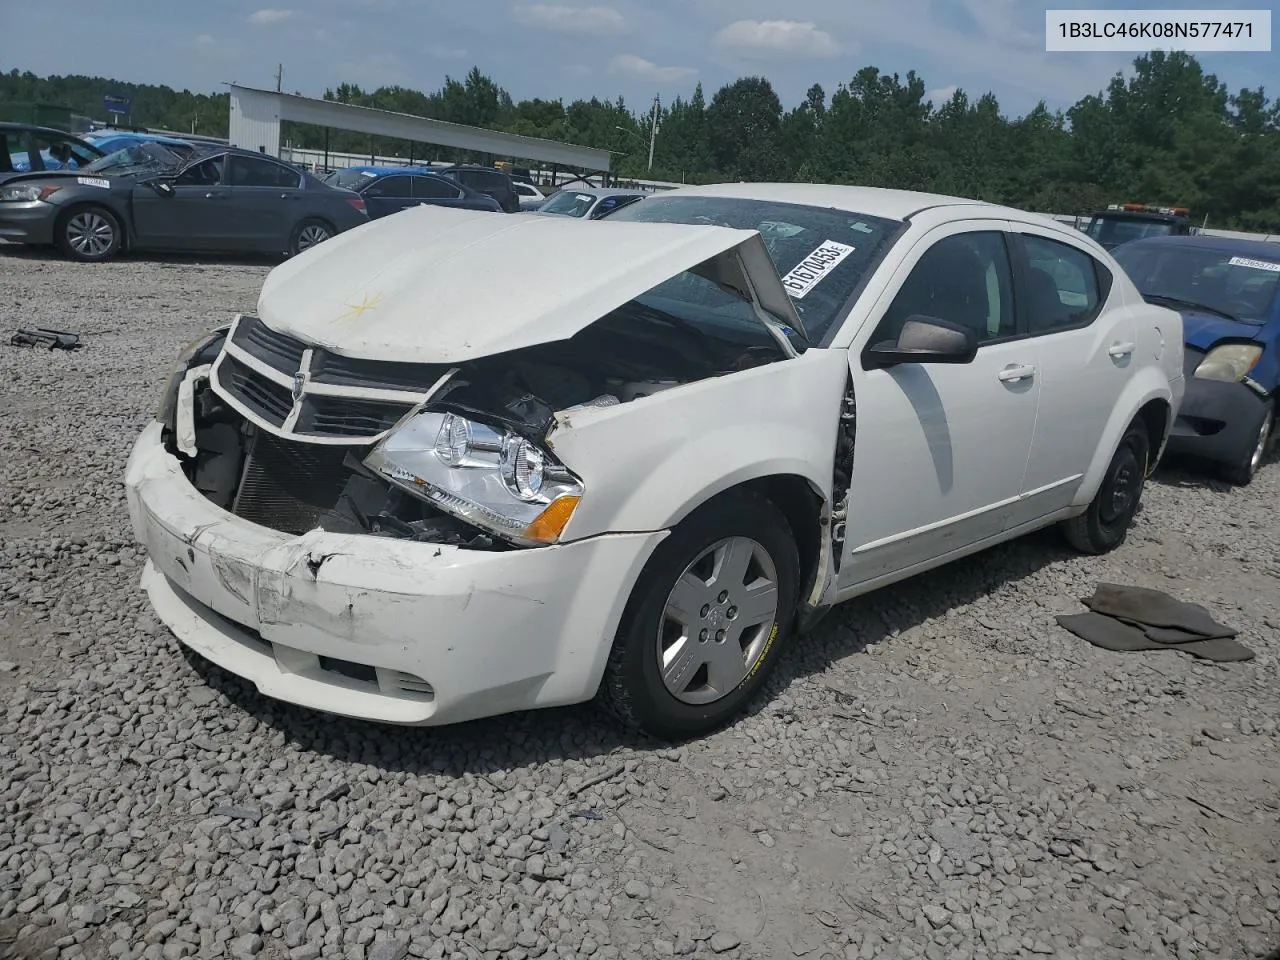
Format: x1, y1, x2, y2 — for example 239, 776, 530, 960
4, 0, 1276, 117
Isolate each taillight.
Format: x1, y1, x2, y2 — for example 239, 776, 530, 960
347, 197, 366, 213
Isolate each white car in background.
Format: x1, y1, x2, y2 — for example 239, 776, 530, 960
125, 184, 1184, 739
515, 181, 546, 211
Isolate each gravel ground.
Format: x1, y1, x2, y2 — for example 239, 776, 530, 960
1, 245, 1278, 960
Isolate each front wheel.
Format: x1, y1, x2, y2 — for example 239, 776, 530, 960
601, 490, 799, 740
56, 206, 122, 262
1062, 419, 1150, 555
289, 218, 333, 257
1219, 402, 1273, 486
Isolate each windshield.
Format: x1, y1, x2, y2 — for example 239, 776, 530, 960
539, 191, 597, 218
606, 195, 904, 344
86, 142, 185, 176
1113, 244, 1280, 324
1086, 216, 1178, 248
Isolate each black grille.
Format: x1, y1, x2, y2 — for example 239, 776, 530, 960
231, 431, 363, 534
217, 354, 292, 426
310, 349, 447, 392
295, 396, 415, 438
233, 314, 306, 370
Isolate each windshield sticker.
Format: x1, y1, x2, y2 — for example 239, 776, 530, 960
780, 241, 856, 299
1228, 256, 1280, 273
77, 177, 110, 189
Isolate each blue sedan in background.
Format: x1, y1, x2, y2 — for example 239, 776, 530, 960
83, 130, 198, 158
1114, 236, 1280, 484
322, 166, 502, 218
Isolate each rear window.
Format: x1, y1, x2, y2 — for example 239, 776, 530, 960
606, 195, 904, 344
1114, 243, 1280, 324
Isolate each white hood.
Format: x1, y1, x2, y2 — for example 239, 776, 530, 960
256, 205, 804, 363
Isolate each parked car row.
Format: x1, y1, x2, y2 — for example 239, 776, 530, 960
128, 182, 1205, 741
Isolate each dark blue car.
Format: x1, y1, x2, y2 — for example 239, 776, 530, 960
1114, 236, 1280, 484
321, 166, 502, 219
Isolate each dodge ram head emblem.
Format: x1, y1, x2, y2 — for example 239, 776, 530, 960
292, 371, 306, 402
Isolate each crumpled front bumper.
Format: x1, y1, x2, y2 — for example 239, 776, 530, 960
1164, 376, 1271, 465
124, 421, 662, 725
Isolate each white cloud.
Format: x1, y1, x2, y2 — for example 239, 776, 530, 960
194, 33, 216, 46
247, 9, 292, 25
512, 4, 626, 35
928, 84, 959, 103
712, 20, 840, 59
607, 54, 696, 83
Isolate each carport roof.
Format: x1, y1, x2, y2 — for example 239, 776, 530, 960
227, 85, 612, 171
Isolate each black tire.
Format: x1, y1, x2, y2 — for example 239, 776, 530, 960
1062, 419, 1150, 555
289, 218, 333, 257
55, 205, 122, 262
601, 489, 800, 740
1218, 401, 1273, 486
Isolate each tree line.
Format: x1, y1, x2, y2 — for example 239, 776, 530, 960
2, 51, 1277, 229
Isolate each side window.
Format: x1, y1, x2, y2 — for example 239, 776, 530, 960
414, 176, 463, 200
872, 231, 1016, 346
366, 175, 413, 198
175, 157, 225, 186
229, 155, 302, 188
1021, 234, 1106, 332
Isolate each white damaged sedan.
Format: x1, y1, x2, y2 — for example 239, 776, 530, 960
125, 183, 1185, 738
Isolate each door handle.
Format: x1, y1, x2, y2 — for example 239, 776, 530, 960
1108, 341, 1135, 358
998, 364, 1036, 383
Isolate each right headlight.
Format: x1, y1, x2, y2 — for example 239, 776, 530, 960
157, 326, 230, 429
1194, 343, 1263, 382
364, 411, 583, 547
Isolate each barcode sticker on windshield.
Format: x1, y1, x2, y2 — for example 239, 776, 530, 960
780, 241, 856, 299
1229, 256, 1280, 273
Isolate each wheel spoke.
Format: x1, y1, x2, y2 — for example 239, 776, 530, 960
704, 638, 750, 693
734, 579, 778, 627
712, 537, 754, 589
666, 572, 709, 628
660, 635, 703, 692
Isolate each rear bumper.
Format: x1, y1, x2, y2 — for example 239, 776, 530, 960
1164, 377, 1270, 464
0, 201, 56, 244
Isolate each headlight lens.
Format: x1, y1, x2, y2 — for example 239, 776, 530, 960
1, 184, 44, 202
366, 411, 583, 546
1194, 343, 1262, 382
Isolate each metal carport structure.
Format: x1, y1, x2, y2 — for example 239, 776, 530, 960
227, 84, 613, 180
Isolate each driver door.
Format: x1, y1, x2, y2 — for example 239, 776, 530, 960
838, 221, 1042, 590
130, 155, 232, 250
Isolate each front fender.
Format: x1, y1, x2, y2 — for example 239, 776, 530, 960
547, 349, 849, 539
1071, 366, 1175, 509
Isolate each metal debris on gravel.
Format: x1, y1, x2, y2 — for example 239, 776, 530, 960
0, 245, 1277, 960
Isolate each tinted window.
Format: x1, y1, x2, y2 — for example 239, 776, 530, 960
175, 156, 225, 185
1022, 235, 1105, 332
365, 175, 412, 198
873, 232, 1016, 346
608, 195, 903, 344
515, 183, 538, 197
1086, 216, 1178, 247
229, 155, 302, 188
415, 176, 463, 200
1114, 243, 1280, 324
327, 168, 378, 190
592, 195, 642, 218
540, 191, 596, 218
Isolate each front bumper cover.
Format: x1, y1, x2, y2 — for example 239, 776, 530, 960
0, 201, 57, 244
1164, 377, 1271, 465
125, 421, 662, 725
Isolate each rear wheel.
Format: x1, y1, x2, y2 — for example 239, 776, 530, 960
1219, 402, 1273, 486
1062, 419, 1150, 555
289, 218, 333, 256
56, 206, 122, 262
601, 490, 799, 740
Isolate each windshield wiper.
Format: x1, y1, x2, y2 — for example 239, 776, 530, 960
1142, 294, 1237, 321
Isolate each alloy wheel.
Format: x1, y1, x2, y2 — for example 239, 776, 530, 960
66, 212, 115, 258
296, 224, 331, 251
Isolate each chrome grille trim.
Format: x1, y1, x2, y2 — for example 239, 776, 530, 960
210, 314, 456, 445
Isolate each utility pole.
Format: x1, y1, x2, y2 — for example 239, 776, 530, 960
276, 64, 283, 93
647, 93, 660, 173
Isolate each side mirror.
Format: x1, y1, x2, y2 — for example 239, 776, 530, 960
863, 315, 979, 369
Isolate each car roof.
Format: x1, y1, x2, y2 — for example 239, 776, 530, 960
1091, 210, 1186, 222
347, 165, 446, 176
0, 122, 82, 136
87, 131, 191, 145
1118, 235, 1280, 257
552, 186, 644, 198
650, 182, 1036, 223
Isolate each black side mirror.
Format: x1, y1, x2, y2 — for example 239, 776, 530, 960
863, 315, 979, 369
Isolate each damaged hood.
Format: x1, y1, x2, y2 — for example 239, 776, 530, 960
256, 204, 805, 363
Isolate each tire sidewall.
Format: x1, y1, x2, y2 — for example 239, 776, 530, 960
57, 206, 122, 262
607, 492, 799, 740
290, 218, 332, 257
1086, 421, 1150, 550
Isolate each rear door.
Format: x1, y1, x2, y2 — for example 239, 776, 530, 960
1010, 225, 1135, 519
362, 174, 416, 218
226, 154, 306, 249
130, 155, 232, 250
